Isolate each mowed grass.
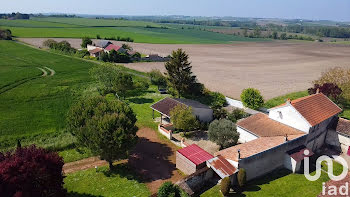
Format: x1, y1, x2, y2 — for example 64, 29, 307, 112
201, 162, 345, 197
64, 164, 150, 197
0, 40, 97, 152
1, 17, 267, 44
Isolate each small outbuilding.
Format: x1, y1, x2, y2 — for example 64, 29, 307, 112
151, 97, 213, 124
284, 145, 314, 173
176, 144, 214, 175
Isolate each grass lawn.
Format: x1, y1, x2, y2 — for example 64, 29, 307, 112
64, 164, 150, 197
201, 162, 344, 197
1, 17, 267, 44
264, 90, 350, 119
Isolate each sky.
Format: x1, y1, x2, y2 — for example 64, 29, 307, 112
1, 0, 350, 22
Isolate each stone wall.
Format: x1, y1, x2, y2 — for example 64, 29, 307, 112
239, 135, 308, 181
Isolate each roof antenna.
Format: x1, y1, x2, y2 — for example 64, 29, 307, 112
238, 149, 241, 161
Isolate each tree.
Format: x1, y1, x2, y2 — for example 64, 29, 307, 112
108, 49, 130, 63
149, 69, 167, 88
243, 28, 248, 37
43, 39, 57, 48
272, 31, 278, 39
81, 37, 92, 48
209, 92, 227, 109
90, 64, 134, 98
170, 105, 199, 132
208, 119, 239, 149
240, 88, 264, 110
308, 83, 342, 102
213, 108, 228, 120
228, 108, 248, 123
0, 29, 12, 40
280, 33, 288, 40
253, 27, 261, 38
165, 49, 198, 97
158, 182, 188, 197
0, 145, 66, 197
67, 96, 138, 169
237, 168, 247, 189
220, 177, 231, 196
122, 43, 133, 51
313, 67, 350, 101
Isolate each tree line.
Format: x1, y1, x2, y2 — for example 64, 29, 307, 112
0, 12, 30, 19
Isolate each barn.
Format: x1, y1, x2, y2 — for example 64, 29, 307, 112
176, 144, 214, 175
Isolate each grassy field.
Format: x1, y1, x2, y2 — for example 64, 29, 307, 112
201, 162, 344, 197
0, 40, 98, 153
0, 17, 266, 44
65, 164, 150, 197
0, 40, 165, 163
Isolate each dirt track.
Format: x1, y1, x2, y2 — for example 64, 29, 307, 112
19, 38, 350, 99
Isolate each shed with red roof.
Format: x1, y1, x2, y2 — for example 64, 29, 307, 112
176, 144, 214, 175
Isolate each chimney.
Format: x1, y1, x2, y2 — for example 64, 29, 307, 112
316, 88, 320, 94
285, 134, 288, 142
286, 98, 291, 104
238, 149, 241, 161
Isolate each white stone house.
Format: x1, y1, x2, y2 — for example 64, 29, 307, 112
216, 93, 342, 181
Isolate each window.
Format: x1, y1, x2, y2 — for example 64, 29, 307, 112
278, 111, 283, 119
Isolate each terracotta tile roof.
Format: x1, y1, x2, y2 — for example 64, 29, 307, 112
273, 93, 342, 126
215, 134, 304, 162
105, 44, 122, 51
178, 144, 214, 165
337, 118, 350, 136
88, 48, 103, 54
151, 97, 184, 117
237, 113, 304, 137
206, 155, 237, 178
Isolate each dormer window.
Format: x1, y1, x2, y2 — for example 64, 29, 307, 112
278, 111, 283, 119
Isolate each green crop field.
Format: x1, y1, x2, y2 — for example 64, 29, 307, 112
0, 40, 97, 152
0, 17, 267, 44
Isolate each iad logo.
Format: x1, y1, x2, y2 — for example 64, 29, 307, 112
303, 149, 348, 181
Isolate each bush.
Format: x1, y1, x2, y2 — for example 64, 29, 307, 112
149, 69, 167, 87
237, 168, 247, 188
213, 108, 228, 120
308, 83, 342, 102
0, 29, 12, 40
240, 88, 264, 110
75, 49, 90, 58
43, 39, 57, 48
209, 92, 227, 109
81, 37, 92, 48
170, 105, 199, 132
96, 34, 101, 39
158, 181, 188, 197
208, 119, 239, 149
228, 108, 248, 123
0, 145, 66, 197
220, 177, 231, 196
313, 67, 350, 102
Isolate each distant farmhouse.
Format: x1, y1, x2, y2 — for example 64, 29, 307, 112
87, 40, 125, 57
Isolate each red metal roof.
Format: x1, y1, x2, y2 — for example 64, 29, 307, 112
207, 155, 237, 178
177, 144, 214, 165
104, 44, 122, 51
